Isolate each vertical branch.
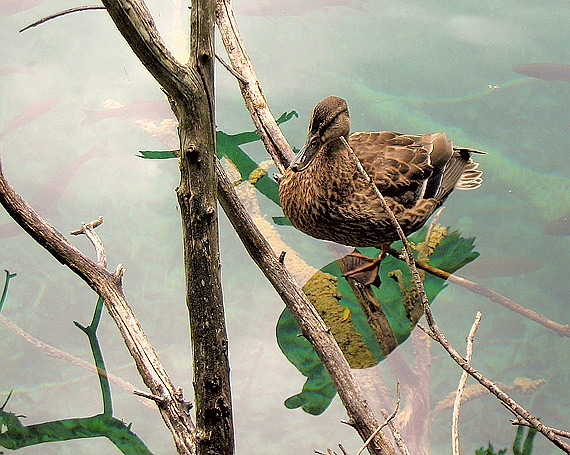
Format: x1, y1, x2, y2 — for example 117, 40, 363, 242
452, 312, 482, 455
176, 1, 234, 454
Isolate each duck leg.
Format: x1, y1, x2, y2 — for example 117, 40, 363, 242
342, 245, 390, 287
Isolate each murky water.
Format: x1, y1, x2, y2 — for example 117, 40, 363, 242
1, 0, 569, 454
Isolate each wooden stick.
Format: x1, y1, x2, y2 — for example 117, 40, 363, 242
216, 0, 295, 173
19, 5, 106, 33
452, 311, 482, 455
356, 382, 401, 455
70, 216, 107, 268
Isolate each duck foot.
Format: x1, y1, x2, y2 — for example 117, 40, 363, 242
342, 250, 386, 287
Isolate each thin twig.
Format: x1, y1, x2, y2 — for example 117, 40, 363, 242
511, 417, 570, 439
387, 247, 570, 338
216, 0, 295, 172
425, 207, 445, 245
356, 381, 401, 455
452, 311, 482, 455
19, 5, 106, 33
416, 323, 437, 341
215, 53, 248, 83
381, 409, 411, 455
70, 216, 107, 268
340, 136, 416, 269
133, 389, 168, 405
341, 137, 570, 453
0, 313, 146, 402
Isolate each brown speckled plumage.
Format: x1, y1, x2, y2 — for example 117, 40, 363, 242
279, 96, 484, 247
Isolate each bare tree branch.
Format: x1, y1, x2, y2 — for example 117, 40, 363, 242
452, 311, 482, 455
101, 0, 199, 102
98, 1, 234, 453
19, 5, 106, 32
356, 382, 401, 455
0, 313, 146, 403
0, 157, 196, 453
216, 0, 295, 173
388, 249, 570, 338
381, 408, 411, 455
511, 417, 570, 439
215, 53, 248, 83
70, 216, 107, 267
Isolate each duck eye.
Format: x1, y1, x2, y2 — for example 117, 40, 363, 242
310, 137, 320, 147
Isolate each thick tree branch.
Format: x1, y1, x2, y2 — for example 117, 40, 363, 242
101, 0, 199, 102
216, 159, 395, 455
98, 1, 234, 453
0, 158, 196, 454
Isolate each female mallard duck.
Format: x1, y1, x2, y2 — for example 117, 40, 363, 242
279, 96, 484, 284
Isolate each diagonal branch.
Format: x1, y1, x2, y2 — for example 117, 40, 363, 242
19, 5, 106, 32
0, 157, 196, 454
215, 0, 295, 173
340, 138, 570, 454
100, 0, 199, 102
215, 159, 395, 455
388, 248, 570, 338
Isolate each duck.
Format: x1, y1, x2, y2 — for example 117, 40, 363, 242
279, 96, 484, 285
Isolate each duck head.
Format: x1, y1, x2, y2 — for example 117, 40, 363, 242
289, 96, 350, 172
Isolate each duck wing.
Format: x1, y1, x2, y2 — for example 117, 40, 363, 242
429, 145, 484, 200
349, 131, 483, 205
349, 131, 437, 206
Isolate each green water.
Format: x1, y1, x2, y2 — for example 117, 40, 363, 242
1, 0, 569, 454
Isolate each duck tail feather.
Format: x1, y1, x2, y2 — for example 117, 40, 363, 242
433, 149, 483, 200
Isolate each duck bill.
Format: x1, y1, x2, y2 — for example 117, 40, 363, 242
289, 141, 318, 172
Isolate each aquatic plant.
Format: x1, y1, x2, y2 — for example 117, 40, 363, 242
277, 226, 479, 415
475, 426, 537, 455
0, 273, 152, 454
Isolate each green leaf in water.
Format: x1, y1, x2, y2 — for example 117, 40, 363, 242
276, 226, 479, 415
138, 111, 298, 207
138, 150, 176, 159
272, 216, 292, 226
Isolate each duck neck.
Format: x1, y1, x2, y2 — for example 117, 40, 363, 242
319, 135, 351, 169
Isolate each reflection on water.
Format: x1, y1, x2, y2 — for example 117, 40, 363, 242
1, 0, 569, 453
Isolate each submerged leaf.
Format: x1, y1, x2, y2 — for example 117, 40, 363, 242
276, 226, 479, 415
138, 112, 298, 205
